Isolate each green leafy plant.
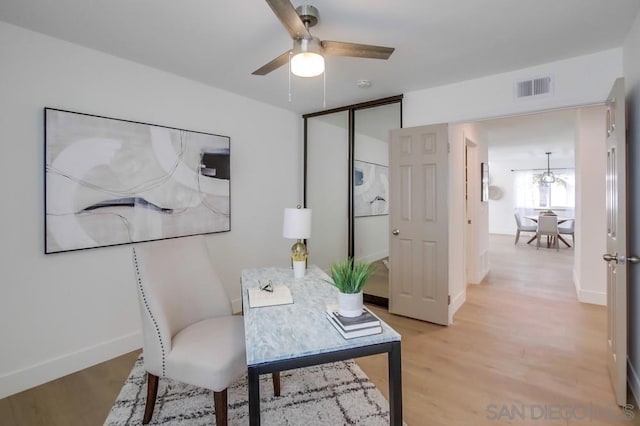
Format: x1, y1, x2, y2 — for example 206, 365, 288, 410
327, 258, 373, 294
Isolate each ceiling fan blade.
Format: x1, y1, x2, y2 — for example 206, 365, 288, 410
252, 50, 291, 76
265, 0, 311, 40
322, 41, 394, 60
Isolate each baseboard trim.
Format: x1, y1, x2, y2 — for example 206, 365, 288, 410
232, 297, 243, 314
629, 358, 640, 408
448, 289, 466, 324
0, 331, 141, 399
356, 251, 389, 264
573, 269, 606, 306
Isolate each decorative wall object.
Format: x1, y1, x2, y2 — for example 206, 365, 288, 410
354, 160, 388, 217
481, 162, 489, 202
44, 108, 230, 253
488, 185, 503, 200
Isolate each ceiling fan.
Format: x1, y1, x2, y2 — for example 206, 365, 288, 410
252, 0, 395, 77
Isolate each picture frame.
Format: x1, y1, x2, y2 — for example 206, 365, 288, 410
481, 162, 489, 202
354, 160, 389, 217
44, 108, 230, 254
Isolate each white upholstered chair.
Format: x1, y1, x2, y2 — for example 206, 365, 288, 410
132, 235, 280, 425
514, 213, 537, 244
536, 215, 559, 251
559, 219, 575, 247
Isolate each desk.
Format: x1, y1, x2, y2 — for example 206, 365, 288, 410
524, 215, 573, 247
241, 265, 402, 425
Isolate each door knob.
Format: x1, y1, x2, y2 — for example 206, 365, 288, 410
603, 253, 618, 263
628, 256, 640, 264
392, 229, 400, 236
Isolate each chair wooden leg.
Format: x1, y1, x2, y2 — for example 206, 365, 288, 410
214, 389, 228, 426
143, 373, 159, 424
272, 372, 281, 396
515, 230, 520, 244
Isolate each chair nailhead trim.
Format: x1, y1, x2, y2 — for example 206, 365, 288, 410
133, 248, 166, 377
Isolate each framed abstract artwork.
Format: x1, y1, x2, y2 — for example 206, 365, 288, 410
481, 162, 489, 202
354, 160, 389, 217
44, 108, 230, 253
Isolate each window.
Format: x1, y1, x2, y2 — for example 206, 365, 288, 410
514, 170, 575, 213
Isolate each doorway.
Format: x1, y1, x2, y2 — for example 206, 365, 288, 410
478, 106, 607, 307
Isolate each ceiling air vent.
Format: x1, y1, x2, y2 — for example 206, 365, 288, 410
515, 76, 553, 99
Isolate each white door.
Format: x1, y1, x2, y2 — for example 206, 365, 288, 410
389, 124, 449, 325
603, 77, 629, 406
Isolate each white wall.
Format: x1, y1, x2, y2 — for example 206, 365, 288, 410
404, 49, 623, 127
623, 8, 640, 404
448, 122, 488, 322
573, 106, 607, 305
0, 22, 300, 398
487, 160, 516, 235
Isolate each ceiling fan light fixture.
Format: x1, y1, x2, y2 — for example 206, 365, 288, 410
291, 37, 325, 77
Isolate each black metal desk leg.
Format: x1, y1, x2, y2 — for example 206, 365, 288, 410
388, 341, 403, 425
248, 367, 261, 425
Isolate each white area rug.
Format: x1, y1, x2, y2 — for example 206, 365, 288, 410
105, 356, 396, 425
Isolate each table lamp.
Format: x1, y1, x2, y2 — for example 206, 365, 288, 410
283, 206, 312, 273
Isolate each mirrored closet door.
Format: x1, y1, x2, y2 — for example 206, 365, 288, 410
304, 96, 402, 306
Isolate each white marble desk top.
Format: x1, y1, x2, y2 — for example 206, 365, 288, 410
241, 265, 401, 366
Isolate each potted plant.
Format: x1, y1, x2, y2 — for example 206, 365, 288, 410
327, 258, 373, 317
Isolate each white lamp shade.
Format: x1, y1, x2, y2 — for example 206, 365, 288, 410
283, 208, 312, 239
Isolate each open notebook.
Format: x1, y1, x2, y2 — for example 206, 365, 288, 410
247, 285, 293, 308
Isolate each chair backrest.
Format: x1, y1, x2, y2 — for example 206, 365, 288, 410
560, 219, 575, 232
132, 235, 232, 376
514, 213, 523, 228
537, 215, 558, 233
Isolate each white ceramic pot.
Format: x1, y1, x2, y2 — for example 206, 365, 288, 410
337, 291, 363, 317
293, 261, 306, 278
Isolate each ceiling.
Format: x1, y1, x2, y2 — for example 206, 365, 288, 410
1, 0, 638, 115
485, 109, 576, 163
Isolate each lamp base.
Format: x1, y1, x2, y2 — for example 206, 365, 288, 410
293, 261, 306, 278
290, 239, 308, 268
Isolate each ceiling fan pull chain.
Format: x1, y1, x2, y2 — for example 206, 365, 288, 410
323, 67, 326, 108
288, 52, 292, 102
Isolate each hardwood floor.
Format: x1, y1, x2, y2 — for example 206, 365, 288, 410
357, 234, 638, 425
363, 257, 389, 299
0, 350, 140, 425
1, 234, 637, 425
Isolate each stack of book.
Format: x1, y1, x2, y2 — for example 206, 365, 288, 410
326, 305, 382, 339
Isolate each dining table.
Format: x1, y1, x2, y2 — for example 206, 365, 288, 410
524, 215, 573, 247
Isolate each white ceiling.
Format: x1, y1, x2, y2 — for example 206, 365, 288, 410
485, 109, 576, 163
1, 0, 638, 115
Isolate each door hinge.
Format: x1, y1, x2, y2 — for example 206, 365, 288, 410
447, 142, 450, 153
448, 295, 451, 305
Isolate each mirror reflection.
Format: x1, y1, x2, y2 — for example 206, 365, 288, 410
354, 103, 401, 303
304, 97, 402, 306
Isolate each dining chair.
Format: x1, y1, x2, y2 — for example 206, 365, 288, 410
559, 218, 575, 247
514, 213, 537, 244
536, 215, 559, 251
132, 235, 280, 425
